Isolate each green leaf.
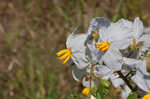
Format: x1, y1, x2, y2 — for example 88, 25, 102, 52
127, 92, 137, 99
100, 80, 110, 88
96, 82, 107, 99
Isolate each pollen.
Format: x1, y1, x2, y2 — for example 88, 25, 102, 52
142, 93, 150, 99
56, 48, 72, 64
96, 41, 110, 52
82, 87, 90, 96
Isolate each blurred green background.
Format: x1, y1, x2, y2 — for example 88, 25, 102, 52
0, 0, 150, 99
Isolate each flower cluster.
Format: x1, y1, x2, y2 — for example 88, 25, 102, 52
57, 17, 150, 99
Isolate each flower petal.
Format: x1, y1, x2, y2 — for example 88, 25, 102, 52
88, 17, 110, 34
99, 18, 133, 49
132, 17, 144, 39
131, 61, 150, 93
66, 33, 90, 69
94, 65, 113, 80
71, 65, 88, 82
102, 47, 123, 71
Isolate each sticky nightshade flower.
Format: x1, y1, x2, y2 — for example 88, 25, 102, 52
98, 18, 133, 50
95, 18, 135, 71
85, 17, 111, 62
66, 33, 91, 69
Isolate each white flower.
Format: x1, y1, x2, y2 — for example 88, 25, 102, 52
132, 17, 144, 40
96, 17, 146, 72
66, 33, 90, 69
86, 40, 104, 63
101, 47, 123, 71
98, 18, 133, 50
85, 17, 110, 62
95, 18, 134, 71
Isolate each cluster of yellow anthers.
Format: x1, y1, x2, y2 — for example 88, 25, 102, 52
142, 93, 150, 99
82, 87, 90, 96
56, 48, 72, 64
96, 41, 110, 52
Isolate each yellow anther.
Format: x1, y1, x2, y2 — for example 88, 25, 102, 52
63, 55, 71, 64
101, 46, 109, 52
142, 93, 150, 99
56, 49, 69, 56
56, 48, 72, 64
115, 88, 120, 94
82, 88, 90, 96
96, 41, 110, 52
59, 52, 70, 60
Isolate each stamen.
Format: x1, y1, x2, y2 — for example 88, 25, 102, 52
142, 93, 150, 99
59, 52, 70, 60
96, 41, 110, 52
56, 49, 69, 56
56, 48, 72, 64
63, 55, 71, 64
82, 87, 89, 96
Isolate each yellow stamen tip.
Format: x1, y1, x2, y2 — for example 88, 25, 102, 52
142, 93, 150, 99
96, 41, 110, 52
82, 88, 90, 96
56, 49, 68, 56
56, 48, 72, 64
